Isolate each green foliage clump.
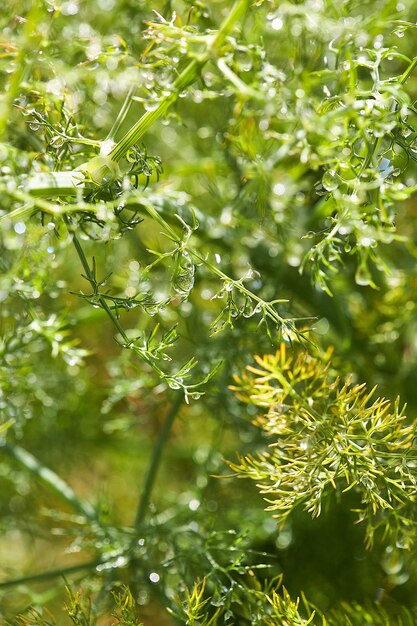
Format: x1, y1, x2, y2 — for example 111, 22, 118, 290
230, 345, 417, 547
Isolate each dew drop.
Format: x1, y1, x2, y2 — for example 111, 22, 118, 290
322, 170, 340, 192
144, 101, 159, 112
271, 16, 283, 30
355, 265, 371, 286
273, 182, 286, 196
149, 572, 160, 583
14, 222, 26, 234
190, 392, 202, 400
381, 548, 403, 575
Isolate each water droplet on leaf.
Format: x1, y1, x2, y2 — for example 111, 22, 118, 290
355, 265, 371, 286
322, 170, 340, 191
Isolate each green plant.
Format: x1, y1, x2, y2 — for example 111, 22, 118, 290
230, 345, 417, 548
2, 0, 417, 624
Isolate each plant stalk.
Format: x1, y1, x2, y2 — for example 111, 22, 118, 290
5, 0, 250, 196
0, 558, 104, 590
109, 0, 250, 163
0, 3, 45, 139
3, 443, 96, 520
65, 216, 131, 344
399, 55, 417, 85
134, 392, 184, 528
109, 58, 203, 162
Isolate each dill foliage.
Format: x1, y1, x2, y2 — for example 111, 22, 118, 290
2, 0, 417, 623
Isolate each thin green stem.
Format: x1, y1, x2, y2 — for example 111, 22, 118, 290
2, 188, 84, 223
191, 248, 290, 327
106, 85, 136, 143
109, 59, 203, 162
140, 198, 179, 241
3, 443, 96, 520
210, 0, 250, 51
0, 3, 45, 139
109, 0, 250, 163
139, 199, 293, 332
4, 0, 250, 196
399, 55, 417, 85
65, 216, 130, 344
65, 217, 199, 389
1, 187, 127, 222
217, 58, 262, 100
134, 392, 184, 528
0, 558, 103, 590
357, 56, 417, 178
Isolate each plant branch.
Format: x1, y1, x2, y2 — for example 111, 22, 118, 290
134, 392, 184, 528
65, 216, 131, 344
0, 4, 45, 139
399, 55, 417, 84
139, 199, 299, 335
109, 59, 203, 163
2, 443, 96, 520
108, 0, 250, 163
105, 85, 136, 143
0, 558, 104, 590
